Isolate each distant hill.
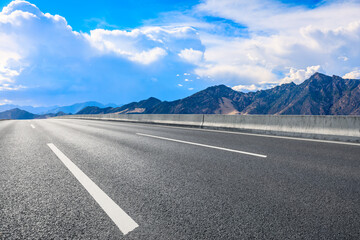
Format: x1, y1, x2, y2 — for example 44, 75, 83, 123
0, 108, 67, 120
45, 101, 119, 114
0, 101, 119, 114
37, 111, 67, 119
0, 101, 119, 119
111, 97, 162, 114
147, 85, 243, 114
77, 73, 360, 115
77, 106, 114, 114
77, 97, 162, 114
0, 108, 38, 119
0, 104, 58, 114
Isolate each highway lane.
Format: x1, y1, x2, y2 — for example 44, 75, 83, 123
0, 120, 124, 239
1, 119, 360, 239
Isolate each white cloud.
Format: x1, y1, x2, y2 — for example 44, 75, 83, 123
0, 0, 88, 92
281, 65, 321, 84
338, 56, 349, 62
343, 70, 360, 79
178, 84, 183, 87
178, 48, 203, 64
185, 0, 360, 88
197, 0, 360, 33
196, 22, 359, 85
2, 0, 360, 104
129, 47, 167, 64
0, 83, 26, 91
232, 84, 261, 92
0, 65, 21, 83
188, 88, 194, 90
0, 99, 12, 105
0, 1, 204, 105
195, 64, 277, 85
1, 0, 41, 17
86, 26, 200, 64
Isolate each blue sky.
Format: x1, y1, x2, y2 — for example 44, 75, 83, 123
0, 1, 325, 31
17, 0, 199, 31
0, 0, 360, 106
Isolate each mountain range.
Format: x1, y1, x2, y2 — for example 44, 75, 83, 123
0, 101, 119, 115
78, 73, 360, 115
0, 108, 67, 120
1, 72, 359, 119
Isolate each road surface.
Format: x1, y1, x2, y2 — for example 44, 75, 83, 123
1, 119, 359, 239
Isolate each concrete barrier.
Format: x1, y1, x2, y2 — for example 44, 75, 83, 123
202, 115, 360, 142
60, 114, 204, 127
56, 114, 360, 143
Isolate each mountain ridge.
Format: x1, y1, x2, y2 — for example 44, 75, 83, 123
1, 72, 360, 119
77, 72, 360, 115
0, 101, 120, 114
0, 108, 68, 120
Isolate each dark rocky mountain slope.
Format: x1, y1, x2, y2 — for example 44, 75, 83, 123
111, 97, 162, 114
76, 72, 360, 115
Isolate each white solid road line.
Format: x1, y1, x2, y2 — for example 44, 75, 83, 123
47, 143, 139, 235
161, 125, 360, 147
30, 124, 35, 129
153, 125, 360, 147
68, 119, 360, 147
136, 133, 267, 158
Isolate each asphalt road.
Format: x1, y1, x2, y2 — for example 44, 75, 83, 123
1, 119, 360, 239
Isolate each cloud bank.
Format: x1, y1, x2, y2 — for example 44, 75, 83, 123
0, 0, 360, 105
0, 1, 204, 105
190, 0, 360, 87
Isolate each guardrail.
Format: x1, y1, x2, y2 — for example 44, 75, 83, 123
55, 114, 360, 143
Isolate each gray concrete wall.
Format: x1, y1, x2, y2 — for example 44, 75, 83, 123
56, 114, 360, 142
65, 114, 204, 127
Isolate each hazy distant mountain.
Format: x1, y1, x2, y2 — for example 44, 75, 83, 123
45, 101, 119, 114
0, 108, 38, 119
77, 98, 162, 114
0, 101, 119, 115
0, 108, 67, 120
37, 111, 67, 119
0, 104, 58, 114
77, 73, 360, 115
